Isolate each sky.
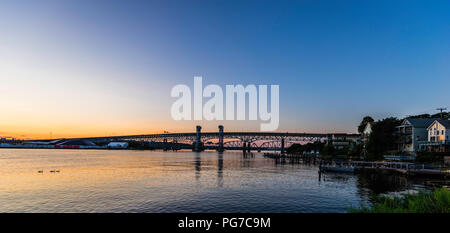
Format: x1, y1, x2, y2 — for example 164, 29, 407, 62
0, 0, 449, 139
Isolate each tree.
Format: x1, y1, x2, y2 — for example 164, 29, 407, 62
286, 141, 325, 154
406, 112, 449, 119
407, 114, 430, 119
321, 144, 335, 156
365, 117, 401, 160
286, 143, 304, 154
358, 116, 374, 134
348, 143, 363, 159
431, 112, 449, 119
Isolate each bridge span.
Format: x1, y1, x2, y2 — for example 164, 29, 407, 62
74, 125, 360, 152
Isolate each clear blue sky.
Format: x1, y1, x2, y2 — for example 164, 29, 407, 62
0, 0, 449, 137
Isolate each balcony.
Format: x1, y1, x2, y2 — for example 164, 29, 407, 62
396, 125, 412, 135
396, 135, 412, 144
419, 140, 450, 146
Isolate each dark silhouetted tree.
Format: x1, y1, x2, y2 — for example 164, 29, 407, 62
365, 117, 401, 160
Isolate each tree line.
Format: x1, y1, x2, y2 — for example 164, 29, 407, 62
287, 112, 449, 161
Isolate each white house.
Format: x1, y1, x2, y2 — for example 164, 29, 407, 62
422, 119, 450, 152
362, 122, 372, 142
396, 118, 439, 153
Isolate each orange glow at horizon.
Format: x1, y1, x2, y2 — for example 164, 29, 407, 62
0, 120, 189, 139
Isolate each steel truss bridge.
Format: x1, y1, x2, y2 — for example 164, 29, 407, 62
79, 126, 360, 151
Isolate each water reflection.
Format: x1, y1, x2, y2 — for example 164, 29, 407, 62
217, 152, 223, 187
194, 152, 201, 180
356, 171, 415, 194
241, 152, 255, 168
0, 149, 432, 213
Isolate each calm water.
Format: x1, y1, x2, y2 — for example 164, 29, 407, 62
0, 149, 429, 213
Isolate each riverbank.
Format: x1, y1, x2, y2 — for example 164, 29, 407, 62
350, 188, 450, 213
263, 152, 450, 179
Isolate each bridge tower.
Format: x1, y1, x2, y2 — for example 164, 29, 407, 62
217, 125, 224, 152
193, 125, 203, 152
281, 138, 285, 155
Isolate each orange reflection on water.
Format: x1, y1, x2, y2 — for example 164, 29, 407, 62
0, 149, 198, 194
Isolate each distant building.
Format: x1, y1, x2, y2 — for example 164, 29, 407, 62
107, 142, 129, 149
420, 119, 450, 152
396, 118, 439, 153
328, 134, 361, 150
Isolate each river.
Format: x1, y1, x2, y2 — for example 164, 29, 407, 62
0, 149, 430, 213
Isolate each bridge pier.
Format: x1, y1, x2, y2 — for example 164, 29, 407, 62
163, 138, 168, 151
172, 138, 178, 151
217, 125, 224, 152
193, 125, 204, 152
281, 138, 285, 155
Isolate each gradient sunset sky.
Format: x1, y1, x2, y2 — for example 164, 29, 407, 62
1, 0, 449, 139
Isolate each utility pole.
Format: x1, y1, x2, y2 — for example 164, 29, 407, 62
436, 108, 447, 119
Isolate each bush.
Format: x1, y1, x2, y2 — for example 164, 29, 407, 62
350, 188, 450, 213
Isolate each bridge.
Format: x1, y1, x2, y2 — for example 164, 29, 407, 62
73, 125, 360, 152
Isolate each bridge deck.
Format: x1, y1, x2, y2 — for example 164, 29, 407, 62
65, 132, 359, 141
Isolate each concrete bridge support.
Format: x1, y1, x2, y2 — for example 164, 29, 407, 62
193, 125, 203, 152
163, 138, 168, 151
218, 125, 224, 152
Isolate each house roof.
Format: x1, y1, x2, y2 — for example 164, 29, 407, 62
402, 118, 440, 128
363, 122, 372, 131
427, 119, 450, 129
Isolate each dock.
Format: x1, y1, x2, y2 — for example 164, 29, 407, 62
319, 160, 450, 178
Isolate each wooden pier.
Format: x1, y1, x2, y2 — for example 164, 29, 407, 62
319, 160, 450, 178
263, 152, 318, 164
262, 152, 449, 178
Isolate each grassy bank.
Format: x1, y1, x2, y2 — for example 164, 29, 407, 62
350, 188, 450, 213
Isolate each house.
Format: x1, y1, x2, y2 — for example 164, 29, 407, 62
361, 122, 373, 156
421, 119, 450, 152
396, 118, 439, 153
